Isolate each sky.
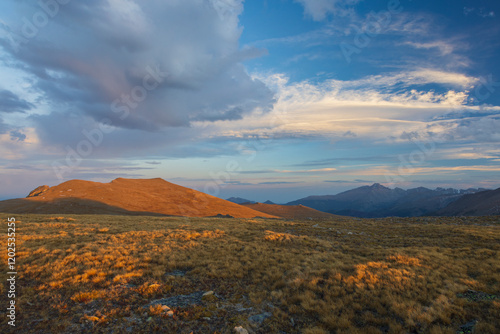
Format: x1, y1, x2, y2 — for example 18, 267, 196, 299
0, 0, 499, 203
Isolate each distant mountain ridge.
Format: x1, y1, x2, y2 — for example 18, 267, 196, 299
437, 187, 500, 216
226, 197, 256, 204
287, 183, 492, 217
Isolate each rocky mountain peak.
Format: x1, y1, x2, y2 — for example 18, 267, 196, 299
27, 185, 50, 198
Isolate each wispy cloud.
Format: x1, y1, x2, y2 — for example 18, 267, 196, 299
198, 69, 481, 143
258, 181, 302, 185
277, 168, 337, 173
324, 179, 373, 184
294, 0, 361, 21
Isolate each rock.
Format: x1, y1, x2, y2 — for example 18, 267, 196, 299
202, 291, 214, 297
159, 305, 174, 317
234, 326, 249, 334
27, 185, 50, 198
164, 270, 186, 277
202, 290, 217, 302
248, 312, 272, 324
149, 291, 205, 308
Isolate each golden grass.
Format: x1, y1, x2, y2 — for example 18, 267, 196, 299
0, 214, 499, 333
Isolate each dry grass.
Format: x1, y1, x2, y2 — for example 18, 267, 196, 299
0, 214, 499, 333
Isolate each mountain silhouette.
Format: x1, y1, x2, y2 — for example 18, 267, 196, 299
287, 183, 489, 217
437, 187, 500, 216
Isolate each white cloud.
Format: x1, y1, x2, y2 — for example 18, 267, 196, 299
277, 168, 337, 173
434, 146, 500, 160
197, 69, 482, 142
405, 41, 455, 56
295, 0, 360, 21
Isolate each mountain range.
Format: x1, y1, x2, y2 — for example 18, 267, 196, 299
1, 179, 498, 218
286, 183, 493, 217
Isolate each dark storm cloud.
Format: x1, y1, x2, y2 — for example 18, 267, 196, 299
0, 117, 9, 134
0, 89, 33, 113
9, 130, 26, 141
0, 0, 275, 150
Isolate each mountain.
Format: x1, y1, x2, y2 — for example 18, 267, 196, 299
242, 203, 342, 220
263, 200, 276, 205
226, 197, 256, 204
0, 178, 277, 218
287, 183, 488, 217
437, 187, 500, 216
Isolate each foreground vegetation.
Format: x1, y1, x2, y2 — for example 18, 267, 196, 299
0, 214, 499, 333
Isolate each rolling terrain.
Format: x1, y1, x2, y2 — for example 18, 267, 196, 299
0, 178, 277, 219
242, 202, 341, 220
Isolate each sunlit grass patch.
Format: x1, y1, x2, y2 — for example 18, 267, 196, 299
71, 290, 105, 303
48, 216, 76, 222
264, 230, 302, 242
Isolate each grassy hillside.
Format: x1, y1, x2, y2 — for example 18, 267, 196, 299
0, 178, 278, 218
242, 203, 341, 220
0, 214, 499, 333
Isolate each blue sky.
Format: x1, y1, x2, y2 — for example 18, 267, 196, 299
0, 0, 499, 202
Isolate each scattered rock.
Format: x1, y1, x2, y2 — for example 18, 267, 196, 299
457, 320, 477, 333
159, 305, 174, 317
248, 312, 272, 325
27, 185, 50, 198
236, 307, 253, 312
149, 291, 208, 308
202, 291, 214, 297
234, 326, 249, 334
164, 270, 186, 277
457, 289, 497, 302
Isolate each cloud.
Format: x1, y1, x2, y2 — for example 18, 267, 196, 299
405, 41, 455, 56
278, 168, 337, 173
9, 130, 26, 142
295, 0, 360, 21
463, 7, 495, 18
324, 179, 373, 183
0, 118, 8, 134
0, 0, 274, 143
0, 89, 34, 113
441, 116, 500, 143
235, 167, 336, 175
433, 146, 500, 160
198, 70, 482, 144
258, 181, 302, 185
